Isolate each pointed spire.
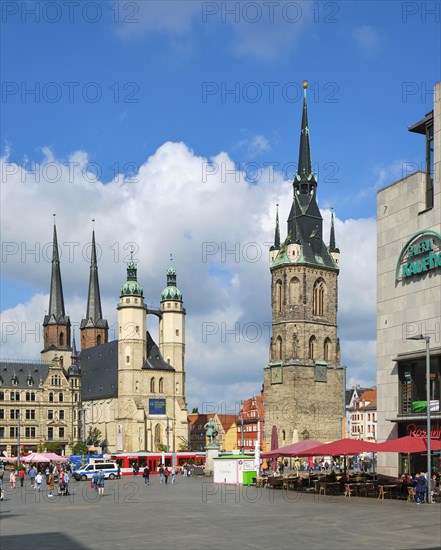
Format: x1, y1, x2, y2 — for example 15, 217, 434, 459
298, 83, 311, 177
84, 226, 103, 323
274, 204, 280, 248
71, 330, 79, 362
48, 214, 66, 320
329, 208, 339, 253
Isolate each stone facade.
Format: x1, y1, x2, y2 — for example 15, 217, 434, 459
377, 83, 441, 477
264, 85, 344, 448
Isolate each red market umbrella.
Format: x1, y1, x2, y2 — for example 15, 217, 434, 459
294, 438, 379, 457
261, 439, 324, 459
376, 436, 441, 453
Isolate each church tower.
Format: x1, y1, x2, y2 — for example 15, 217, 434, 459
264, 82, 344, 446
41, 218, 71, 367
80, 228, 108, 350
116, 255, 147, 451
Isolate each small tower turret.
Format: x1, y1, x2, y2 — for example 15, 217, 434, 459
159, 255, 185, 375
328, 209, 340, 267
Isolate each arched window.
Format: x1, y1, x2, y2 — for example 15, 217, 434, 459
275, 279, 283, 313
292, 334, 298, 358
97, 334, 102, 345
150, 378, 156, 393
154, 424, 162, 446
324, 338, 332, 362
59, 332, 64, 346
276, 336, 283, 361
282, 429, 286, 441
159, 378, 164, 393
313, 279, 326, 316
289, 277, 300, 305
309, 336, 317, 360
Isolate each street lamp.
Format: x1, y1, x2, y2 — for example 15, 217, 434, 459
407, 334, 431, 503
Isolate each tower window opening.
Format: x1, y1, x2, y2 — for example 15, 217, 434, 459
309, 336, 316, 360
59, 332, 64, 346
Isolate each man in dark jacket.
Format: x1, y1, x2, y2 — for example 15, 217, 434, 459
143, 466, 150, 485
414, 472, 428, 504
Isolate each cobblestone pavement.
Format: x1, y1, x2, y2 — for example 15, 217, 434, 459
1, 475, 440, 550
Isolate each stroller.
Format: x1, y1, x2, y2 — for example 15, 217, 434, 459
58, 481, 69, 496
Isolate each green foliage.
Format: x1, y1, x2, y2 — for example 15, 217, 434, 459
191, 407, 199, 414
86, 427, 102, 446
72, 442, 88, 456
179, 442, 189, 451
188, 458, 194, 465
45, 442, 63, 453
157, 443, 167, 452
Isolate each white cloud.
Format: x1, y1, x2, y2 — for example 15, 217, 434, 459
235, 133, 272, 159
352, 25, 382, 58
0, 142, 377, 409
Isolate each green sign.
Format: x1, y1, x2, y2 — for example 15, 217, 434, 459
395, 230, 441, 283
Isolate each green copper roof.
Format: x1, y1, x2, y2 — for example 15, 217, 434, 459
161, 255, 182, 302
121, 257, 143, 297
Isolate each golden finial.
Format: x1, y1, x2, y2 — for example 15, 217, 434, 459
302, 80, 308, 90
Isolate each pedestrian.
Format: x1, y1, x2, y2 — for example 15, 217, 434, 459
19, 468, 25, 487
414, 472, 428, 504
171, 466, 177, 484
92, 470, 99, 493
117, 464, 121, 479
63, 471, 70, 495
164, 467, 170, 484
98, 471, 105, 497
159, 465, 165, 483
0, 465, 4, 494
143, 465, 150, 485
28, 466, 36, 488
35, 471, 43, 491
10, 469, 16, 489
48, 472, 54, 498
45, 466, 50, 485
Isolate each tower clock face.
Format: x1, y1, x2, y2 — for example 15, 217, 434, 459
271, 365, 283, 384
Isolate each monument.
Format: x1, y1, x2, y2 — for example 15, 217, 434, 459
204, 418, 220, 475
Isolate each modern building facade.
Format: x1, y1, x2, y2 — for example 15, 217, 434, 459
263, 82, 345, 446
377, 82, 441, 476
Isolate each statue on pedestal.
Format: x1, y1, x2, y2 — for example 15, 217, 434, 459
204, 418, 219, 446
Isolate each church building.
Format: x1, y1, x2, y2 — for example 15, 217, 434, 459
263, 82, 345, 447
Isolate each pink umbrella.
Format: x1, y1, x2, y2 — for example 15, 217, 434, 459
22, 452, 67, 463
261, 439, 324, 459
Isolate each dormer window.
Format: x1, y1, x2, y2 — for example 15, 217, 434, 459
27, 376, 34, 386
11, 376, 18, 386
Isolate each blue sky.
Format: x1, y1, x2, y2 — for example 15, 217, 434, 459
1, 1, 440, 408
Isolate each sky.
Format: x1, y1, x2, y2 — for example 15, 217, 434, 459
1, 0, 440, 412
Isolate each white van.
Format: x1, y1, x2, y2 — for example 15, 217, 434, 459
73, 462, 118, 481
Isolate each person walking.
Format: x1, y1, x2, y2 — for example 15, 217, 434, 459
28, 466, 36, 488
48, 472, 54, 498
171, 466, 177, 484
35, 471, 43, 491
92, 470, 100, 493
159, 465, 165, 484
117, 464, 121, 479
10, 469, 16, 489
45, 466, 50, 485
18, 468, 25, 487
164, 467, 170, 484
143, 466, 150, 485
98, 471, 105, 497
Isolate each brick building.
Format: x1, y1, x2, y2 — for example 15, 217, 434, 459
237, 394, 264, 451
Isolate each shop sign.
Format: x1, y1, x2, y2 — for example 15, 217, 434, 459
406, 423, 441, 438
395, 230, 441, 284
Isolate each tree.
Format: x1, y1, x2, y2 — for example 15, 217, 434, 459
45, 442, 63, 454
86, 427, 102, 446
157, 443, 167, 452
179, 442, 189, 451
72, 442, 88, 456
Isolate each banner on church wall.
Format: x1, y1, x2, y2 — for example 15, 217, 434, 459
116, 424, 123, 451
149, 398, 166, 416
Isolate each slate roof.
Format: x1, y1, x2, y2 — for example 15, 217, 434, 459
80, 331, 174, 401
0, 361, 51, 389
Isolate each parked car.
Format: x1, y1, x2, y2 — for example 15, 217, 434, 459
73, 462, 118, 481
